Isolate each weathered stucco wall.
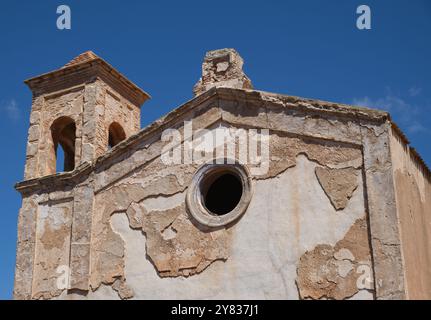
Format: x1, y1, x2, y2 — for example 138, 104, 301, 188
15, 91, 390, 300
390, 128, 431, 299
83, 125, 374, 300
15, 49, 411, 300
32, 200, 73, 299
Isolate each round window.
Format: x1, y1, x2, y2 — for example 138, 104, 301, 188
186, 160, 252, 227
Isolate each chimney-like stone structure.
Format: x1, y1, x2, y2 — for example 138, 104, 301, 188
193, 48, 253, 96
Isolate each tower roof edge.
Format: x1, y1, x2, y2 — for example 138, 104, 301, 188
24, 51, 151, 106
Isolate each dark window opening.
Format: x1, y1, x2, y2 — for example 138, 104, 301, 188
108, 122, 126, 149
203, 173, 243, 216
51, 117, 76, 173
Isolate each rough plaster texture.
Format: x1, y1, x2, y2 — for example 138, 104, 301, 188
32, 201, 73, 299
14, 49, 427, 300
297, 218, 373, 299
88, 152, 371, 300
315, 167, 359, 210
390, 129, 431, 299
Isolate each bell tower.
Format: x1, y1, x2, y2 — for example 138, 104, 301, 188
23, 51, 150, 180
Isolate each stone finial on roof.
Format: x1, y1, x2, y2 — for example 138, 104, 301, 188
193, 48, 253, 96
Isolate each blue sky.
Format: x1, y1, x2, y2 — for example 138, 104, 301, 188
0, 0, 430, 299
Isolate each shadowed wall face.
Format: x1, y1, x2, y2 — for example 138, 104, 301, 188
390, 130, 431, 300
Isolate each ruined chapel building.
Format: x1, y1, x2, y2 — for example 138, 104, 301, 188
14, 49, 431, 300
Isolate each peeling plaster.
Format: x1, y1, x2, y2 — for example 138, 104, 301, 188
296, 218, 374, 300
315, 167, 360, 210
15, 77, 400, 299
86, 130, 371, 299
94, 153, 372, 300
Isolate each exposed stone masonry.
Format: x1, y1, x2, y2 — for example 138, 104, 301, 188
193, 48, 253, 96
